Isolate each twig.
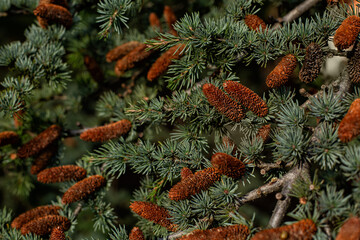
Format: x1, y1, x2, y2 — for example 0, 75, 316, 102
0, 9, 29, 17
73, 202, 83, 218
267, 162, 309, 228
63, 128, 89, 137
272, 0, 322, 29
235, 177, 285, 207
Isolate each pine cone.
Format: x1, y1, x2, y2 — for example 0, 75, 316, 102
299, 43, 323, 83
11, 205, 61, 229
147, 44, 185, 81
223, 80, 268, 117
21, 215, 70, 236
256, 124, 271, 142
251, 219, 317, 240
62, 175, 106, 204
149, 12, 162, 32
79, 119, 131, 142
244, 14, 266, 32
115, 44, 155, 74
33, 3, 72, 29
50, 226, 66, 240
179, 224, 250, 240
202, 83, 245, 122
347, 41, 360, 83
30, 144, 58, 175
333, 16, 360, 51
37, 165, 87, 183
338, 98, 360, 142
106, 41, 142, 63
163, 6, 177, 35
0, 131, 19, 147
169, 167, 221, 201
266, 54, 297, 88
129, 227, 145, 240
211, 152, 246, 179
17, 125, 61, 158
129, 201, 178, 232
335, 216, 360, 240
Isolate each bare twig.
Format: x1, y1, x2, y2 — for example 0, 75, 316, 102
273, 0, 322, 29
73, 202, 83, 218
267, 163, 309, 228
63, 128, 89, 137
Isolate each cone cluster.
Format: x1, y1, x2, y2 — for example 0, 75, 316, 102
108, 6, 182, 80
17, 125, 61, 158
299, 43, 323, 83
21, 215, 70, 236
251, 219, 317, 240
266, 54, 297, 88
129, 201, 178, 232
129, 227, 145, 240
62, 175, 106, 204
338, 98, 360, 142
79, 119, 131, 142
202, 83, 245, 122
37, 165, 87, 183
11, 205, 61, 229
333, 16, 360, 51
0, 131, 19, 147
33, 0, 72, 29
84, 55, 104, 83
179, 224, 250, 240
335, 216, 360, 240
244, 15, 266, 32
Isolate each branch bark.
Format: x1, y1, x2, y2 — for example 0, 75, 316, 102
273, 0, 322, 29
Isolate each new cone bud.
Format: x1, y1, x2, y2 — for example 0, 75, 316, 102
11, 205, 61, 229
17, 125, 61, 158
129, 201, 178, 232
33, 3, 72, 29
333, 16, 360, 51
223, 80, 268, 117
80, 119, 131, 142
211, 152, 246, 179
335, 216, 360, 240
179, 224, 250, 240
0, 131, 19, 147
106, 41, 142, 63
147, 44, 185, 81
169, 167, 221, 201
251, 219, 317, 240
37, 165, 87, 183
129, 227, 145, 240
50, 226, 66, 240
266, 54, 297, 88
62, 175, 106, 204
202, 83, 245, 122
338, 98, 360, 142
21, 215, 70, 236
244, 14, 266, 32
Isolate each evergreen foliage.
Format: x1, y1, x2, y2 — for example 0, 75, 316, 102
0, 0, 360, 239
